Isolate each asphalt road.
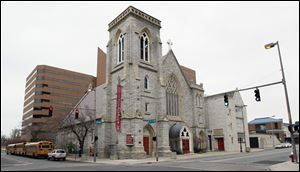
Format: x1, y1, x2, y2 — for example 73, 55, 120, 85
1, 147, 296, 171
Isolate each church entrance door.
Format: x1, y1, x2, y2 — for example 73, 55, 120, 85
217, 138, 224, 151
143, 136, 150, 155
182, 139, 190, 154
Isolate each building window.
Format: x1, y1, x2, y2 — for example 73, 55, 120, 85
145, 103, 149, 112
166, 75, 179, 116
140, 33, 149, 62
118, 34, 125, 64
144, 76, 149, 89
255, 124, 267, 133
274, 123, 278, 129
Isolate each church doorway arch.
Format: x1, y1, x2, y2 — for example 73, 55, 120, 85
169, 124, 192, 154
143, 124, 155, 157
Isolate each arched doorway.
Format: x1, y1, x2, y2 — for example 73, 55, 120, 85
143, 124, 155, 157
169, 124, 192, 154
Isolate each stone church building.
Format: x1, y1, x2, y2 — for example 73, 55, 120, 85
56, 6, 250, 159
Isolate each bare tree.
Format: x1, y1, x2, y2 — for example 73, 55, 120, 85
1, 134, 8, 148
61, 105, 95, 157
10, 128, 21, 140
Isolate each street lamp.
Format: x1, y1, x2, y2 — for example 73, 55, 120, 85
265, 41, 298, 163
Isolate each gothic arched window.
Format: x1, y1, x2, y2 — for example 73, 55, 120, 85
118, 34, 125, 64
140, 33, 149, 62
144, 76, 149, 90
166, 75, 179, 116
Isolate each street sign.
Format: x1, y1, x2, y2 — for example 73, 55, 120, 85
148, 119, 156, 125
96, 118, 103, 125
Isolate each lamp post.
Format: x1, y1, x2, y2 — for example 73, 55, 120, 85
265, 41, 298, 163
236, 105, 248, 152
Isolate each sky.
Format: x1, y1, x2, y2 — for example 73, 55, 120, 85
1, 1, 299, 136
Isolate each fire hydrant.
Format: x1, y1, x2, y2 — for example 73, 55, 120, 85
289, 151, 295, 162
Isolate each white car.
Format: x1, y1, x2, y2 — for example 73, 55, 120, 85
283, 143, 292, 148
48, 149, 66, 161
275, 143, 292, 149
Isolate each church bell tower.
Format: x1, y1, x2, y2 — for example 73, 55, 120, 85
105, 6, 163, 159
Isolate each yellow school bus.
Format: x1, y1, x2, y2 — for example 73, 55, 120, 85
6, 144, 16, 155
25, 141, 53, 158
15, 142, 26, 155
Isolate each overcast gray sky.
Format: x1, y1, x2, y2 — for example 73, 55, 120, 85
1, 1, 299, 136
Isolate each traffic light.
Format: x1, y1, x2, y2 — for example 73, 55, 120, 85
294, 124, 299, 133
48, 106, 53, 116
94, 136, 98, 141
75, 108, 79, 119
254, 88, 261, 101
224, 94, 229, 107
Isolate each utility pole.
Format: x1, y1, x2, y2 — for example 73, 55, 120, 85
265, 41, 298, 163
236, 105, 248, 152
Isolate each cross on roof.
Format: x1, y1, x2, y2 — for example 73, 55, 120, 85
167, 39, 173, 50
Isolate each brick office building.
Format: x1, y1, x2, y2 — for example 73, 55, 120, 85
21, 65, 96, 141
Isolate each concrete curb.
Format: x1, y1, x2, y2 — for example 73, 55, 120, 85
268, 161, 299, 171
66, 151, 245, 165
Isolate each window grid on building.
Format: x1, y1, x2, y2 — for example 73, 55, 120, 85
166, 75, 179, 116
140, 33, 149, 62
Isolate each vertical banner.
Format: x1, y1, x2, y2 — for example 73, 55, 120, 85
116, 83, 122, 132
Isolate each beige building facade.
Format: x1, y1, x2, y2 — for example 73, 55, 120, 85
21, 65, 96, 142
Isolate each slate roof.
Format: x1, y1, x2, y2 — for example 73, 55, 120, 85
249, 117, 282, 124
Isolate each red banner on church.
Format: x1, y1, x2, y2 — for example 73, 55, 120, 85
116, 83, 122, 132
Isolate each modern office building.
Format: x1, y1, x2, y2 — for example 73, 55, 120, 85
21, 65, 96, 141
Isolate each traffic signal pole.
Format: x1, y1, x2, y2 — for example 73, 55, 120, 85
217, 81, 282, 96
275, 41, 298, 163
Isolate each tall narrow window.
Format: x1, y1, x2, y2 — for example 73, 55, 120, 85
140, 33, 149, 62
145, 103, 149, 112
166, 75, 179, 116
144, 76, 149, 89
118, 34, 125, 64
140, 37, 144, 60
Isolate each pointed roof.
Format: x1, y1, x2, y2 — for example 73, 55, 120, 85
162, 50, 190, 87
108, 6, 161, 30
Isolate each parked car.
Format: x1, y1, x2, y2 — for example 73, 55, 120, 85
48, 149, 66, 161
283, 142, 292, 148
275, 143, 292, 149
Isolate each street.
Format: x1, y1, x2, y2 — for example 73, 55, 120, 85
1, 147, 297, 171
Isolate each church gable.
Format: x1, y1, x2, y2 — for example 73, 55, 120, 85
162, 50, 192, 90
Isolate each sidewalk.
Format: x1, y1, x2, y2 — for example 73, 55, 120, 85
66, 151, 242, 165
268, 161, 299, 171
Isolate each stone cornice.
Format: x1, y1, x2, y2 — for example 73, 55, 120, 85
108, 6, 161, 30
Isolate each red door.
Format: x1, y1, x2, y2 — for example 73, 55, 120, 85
182, 139, 190, 154
143, 136, 150, 155
217, 138, 224, 151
